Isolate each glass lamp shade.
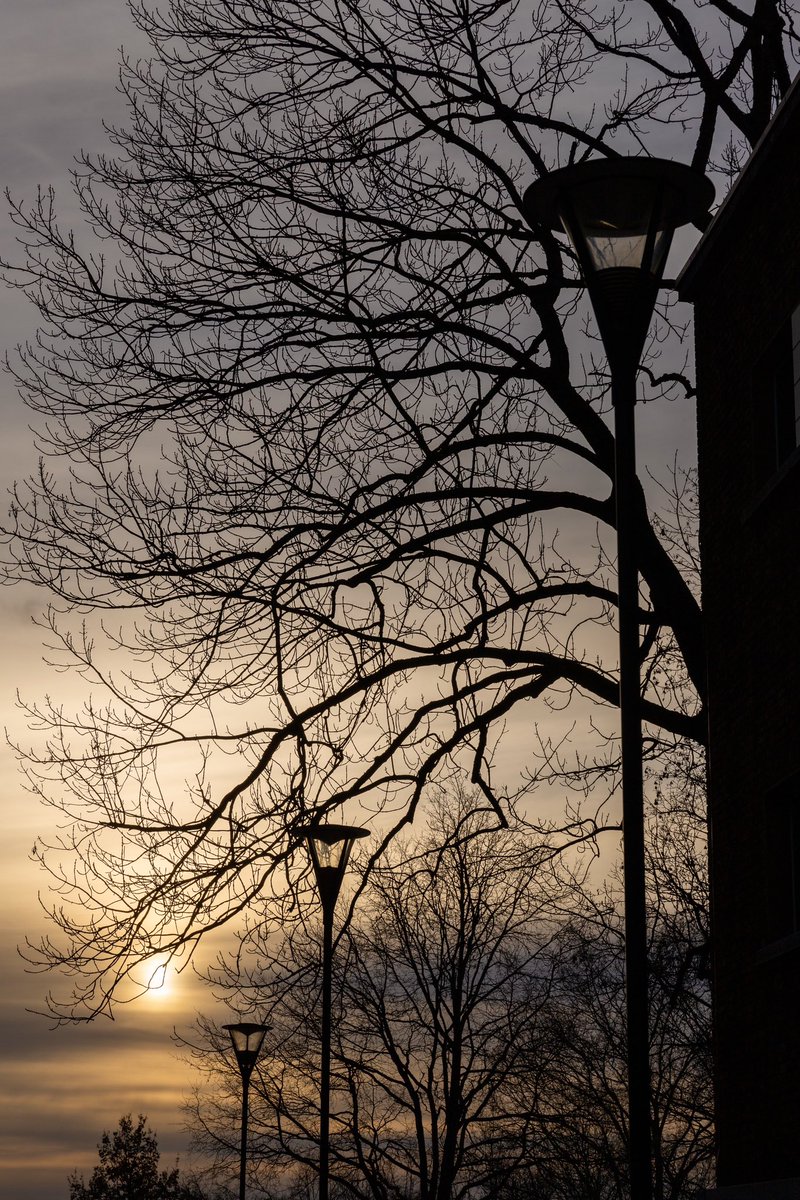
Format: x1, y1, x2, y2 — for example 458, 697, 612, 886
301, 823, 370, 913
561, 174, 672, 275
223, 1022, 271, 1077
523, 157, 715, 373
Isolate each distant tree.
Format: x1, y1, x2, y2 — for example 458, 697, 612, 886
493, 745, 713, 1200
187, 796, 566, 1200
68, 1115, 203, 1200
186, 780, 711, 1200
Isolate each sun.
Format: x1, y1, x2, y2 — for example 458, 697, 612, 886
144, 959, 173, 1000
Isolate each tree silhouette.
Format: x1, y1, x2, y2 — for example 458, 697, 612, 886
68, 1115, 201, 1200
186, 784, 711, 1200
2, 0, 796, 1016
186, 799, 572, 1199
523, 746, 713, 1200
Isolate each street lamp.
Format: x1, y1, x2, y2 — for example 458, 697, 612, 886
522, 157, 714, 1200
301, 822, 369, 1200
223, 1021, 271, 1200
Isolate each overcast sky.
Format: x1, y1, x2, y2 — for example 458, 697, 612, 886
0, 5, 720, 1199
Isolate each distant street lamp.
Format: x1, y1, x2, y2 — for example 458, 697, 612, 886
522, 157, 714, 1200
301, 823, 369, 1200
223, 1021, 271, 1200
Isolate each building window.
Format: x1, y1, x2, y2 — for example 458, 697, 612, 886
759, 305, 800, 470
764, 774, 800, 942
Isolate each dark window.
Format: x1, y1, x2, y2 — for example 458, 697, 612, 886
793, 306, 800, 451
758, 305, 800, 471
764, 774, 800, 942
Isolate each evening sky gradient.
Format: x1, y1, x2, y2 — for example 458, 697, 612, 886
0, 4, 709, 1199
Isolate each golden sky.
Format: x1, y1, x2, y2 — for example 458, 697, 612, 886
0, 7, 214, 1198
0, 5, 707, 1200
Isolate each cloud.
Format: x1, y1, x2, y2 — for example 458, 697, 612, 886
0, 985, 212, 1196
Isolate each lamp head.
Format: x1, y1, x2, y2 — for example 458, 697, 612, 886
523, 157, 715, 375
300, 823, 369, 915
223, 1022, 271, 1080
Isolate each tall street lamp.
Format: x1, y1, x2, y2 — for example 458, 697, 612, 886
223, 1021, 271, 1200
522, 157, 714, 1200
302, 822, 369, 1200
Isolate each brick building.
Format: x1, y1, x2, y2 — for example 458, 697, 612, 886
678, 76, 800, 1198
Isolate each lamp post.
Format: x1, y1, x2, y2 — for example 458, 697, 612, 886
522, 158, 714, 1200
301, 822, 369, 1200
223, 1021, 271, 1200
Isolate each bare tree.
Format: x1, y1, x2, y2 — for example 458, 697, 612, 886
497, 742, 712, 1200
186, 797, 565, 1200
186, 778, 711, 1200
1, 0, 797, 1015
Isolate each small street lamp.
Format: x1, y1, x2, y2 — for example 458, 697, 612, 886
523, 157, 714, 1200
301, 822, 369, 1200
223, 1021, 271, 1200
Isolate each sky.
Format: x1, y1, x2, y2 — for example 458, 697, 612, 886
0, 5, 223, 1198
0, 4, 714, 1199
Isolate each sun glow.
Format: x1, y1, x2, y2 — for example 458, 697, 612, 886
144, 959, 173, 1000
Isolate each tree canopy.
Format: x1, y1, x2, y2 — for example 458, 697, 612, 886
68, 1115, 200, 1200
186, 782, 711, 1200
2, 0, 797, 1016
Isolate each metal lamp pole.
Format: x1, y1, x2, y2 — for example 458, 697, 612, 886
223, 1021, 271, 1200
523, 157, 714, 1200
301, 822, 369, 1200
